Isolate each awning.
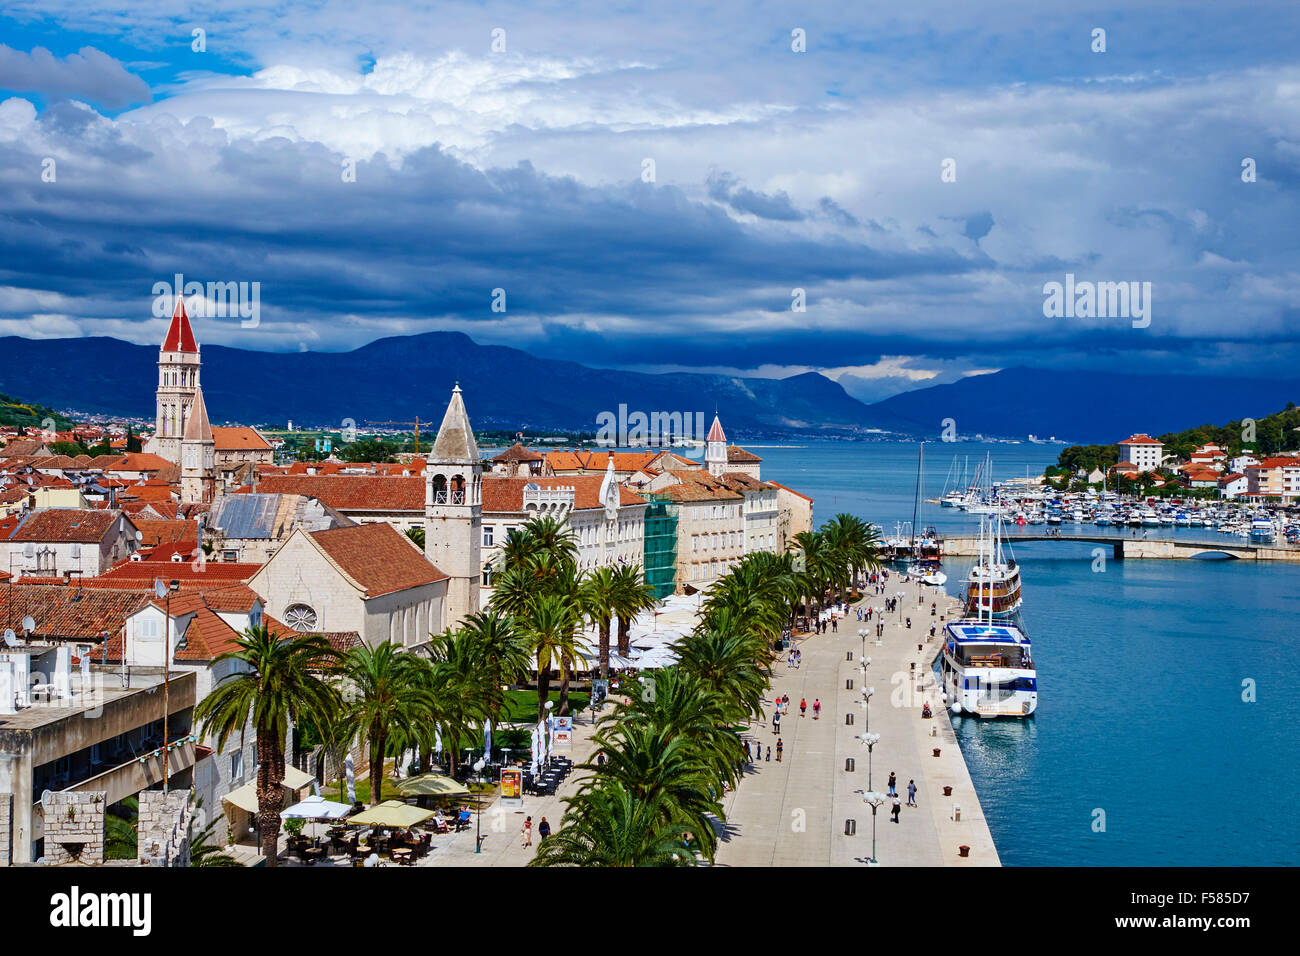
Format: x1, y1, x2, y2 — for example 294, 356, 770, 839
394, 774, 470, 797
221, 765, 317, 814
346, 800, 435, 828
281, 795, 352, 820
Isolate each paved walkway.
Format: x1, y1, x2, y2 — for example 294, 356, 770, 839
716, 575, 1000, 867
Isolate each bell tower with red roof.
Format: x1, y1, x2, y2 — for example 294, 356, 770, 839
146, 297, 202, 465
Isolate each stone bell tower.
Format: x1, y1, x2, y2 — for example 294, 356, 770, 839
423, 385, 483, 625
147, 298, 201, 465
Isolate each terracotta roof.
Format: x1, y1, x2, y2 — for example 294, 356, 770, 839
101, 453, 176, 473
257, 475, 424, 512
767, 480, 813, 503
491, 442, 544, 463
212, 426, 271, 451
162, 297, 199, 353
132, 518, 199, 548
96, 559, 259, 586
481, 475, 646, 513
309, 523, 448, 597
7, 508, 133, 543
726, 445, 762, 463
0, 584, 147, 640
543, 450, 667, 473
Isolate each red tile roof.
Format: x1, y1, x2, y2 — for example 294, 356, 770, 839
212, 426, 271, 451
310, 523, 448, 597
162, 298, 199, 353
257, 475, 424, 512
7, 509, 133, 543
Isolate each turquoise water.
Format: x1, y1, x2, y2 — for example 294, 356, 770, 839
758, 440, 1300, 866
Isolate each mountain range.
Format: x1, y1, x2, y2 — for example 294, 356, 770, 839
0, 332, 1295, 444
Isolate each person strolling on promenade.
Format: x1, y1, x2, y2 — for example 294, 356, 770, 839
887, 771, 897, 797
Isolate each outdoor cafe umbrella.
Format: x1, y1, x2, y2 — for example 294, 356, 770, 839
394, 774, 470, 798
281, 794, 352, 820
347, 800, 435, 829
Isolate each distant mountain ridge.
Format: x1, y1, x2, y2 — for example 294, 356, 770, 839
0, 335, 1292, 444
868, 366, 1300, 444
0, 331, 907, 437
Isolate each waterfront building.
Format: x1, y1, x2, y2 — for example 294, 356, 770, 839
1116, 434, 1164, 473
1245, 456, 1300, 503
768, 481, 814, 550
479, 459, 647, 602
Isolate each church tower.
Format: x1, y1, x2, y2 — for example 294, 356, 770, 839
706, 414, 727, 476
424, 385, 483, 625
148, 298, 201, 464
180, 385, 216, 505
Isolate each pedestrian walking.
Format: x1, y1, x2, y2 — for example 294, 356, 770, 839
538, 816, 551, 841
813, 698, 821, 719
776, 738, 784, 762
522, 816, 533, 847
887, 771, 897, 797
891, 796, 902, 824
800, 698, 807, 718
907, 780, 917, 807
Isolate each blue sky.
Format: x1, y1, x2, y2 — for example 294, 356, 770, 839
0, 1, 1298, 402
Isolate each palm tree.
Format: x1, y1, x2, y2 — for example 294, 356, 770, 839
423, 627, 491, 776
524, 593, 585, 721
335, 643, 436, 807
530, 783, 694, 867
581, 721, 724, 862
458, 610, 530, 725
580, 566, 619, 680
611, 563, 657, 657
196, 626, 339, 865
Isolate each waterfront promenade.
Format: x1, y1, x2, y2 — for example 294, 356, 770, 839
716, 575, 1000, 867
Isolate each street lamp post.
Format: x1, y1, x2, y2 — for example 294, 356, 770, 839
155, 578, 179, 794
473, 757, 486, 853
862, 790, 885, 865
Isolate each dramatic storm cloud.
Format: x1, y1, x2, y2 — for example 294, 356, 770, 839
0, 0, 1297, 400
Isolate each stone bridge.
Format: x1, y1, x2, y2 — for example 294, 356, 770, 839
938, 532, 1299, 561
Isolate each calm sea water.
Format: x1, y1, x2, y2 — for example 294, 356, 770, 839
758, 440, 1300, 866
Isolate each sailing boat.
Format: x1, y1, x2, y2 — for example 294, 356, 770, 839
907, 443, 947, 586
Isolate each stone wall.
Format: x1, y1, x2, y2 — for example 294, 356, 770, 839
137, 789, 192, 867
42, 791, 105, 866
0, 792, 11, 866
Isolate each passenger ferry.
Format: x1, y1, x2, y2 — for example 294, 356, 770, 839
963, 515, 1023, 618
940, 619, 1038, 717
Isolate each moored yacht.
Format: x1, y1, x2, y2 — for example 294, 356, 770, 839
940, 619, 1038, 718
